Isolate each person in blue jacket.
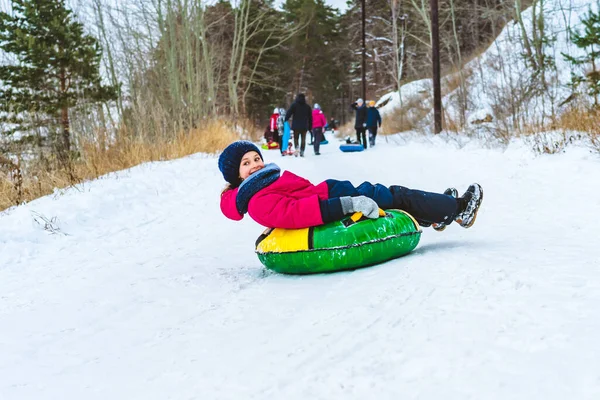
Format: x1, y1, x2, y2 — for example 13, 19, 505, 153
366, 100, 382, 147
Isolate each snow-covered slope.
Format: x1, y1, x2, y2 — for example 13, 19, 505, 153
379, 0, 598, 129
2, 135, 600, 399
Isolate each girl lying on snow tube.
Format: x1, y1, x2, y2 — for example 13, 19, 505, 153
218, 141, 484, 273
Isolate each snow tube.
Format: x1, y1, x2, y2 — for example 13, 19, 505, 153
255, 209, 421, 274
320, 139, 329, 145
340, 143, 364, 152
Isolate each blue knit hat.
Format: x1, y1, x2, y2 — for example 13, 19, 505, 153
218, 140, 263, 187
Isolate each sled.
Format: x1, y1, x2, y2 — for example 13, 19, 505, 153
256, 209, 421, 274
339, 143, 364, 152
282, 121, 291, 152
261, 142, 280, 150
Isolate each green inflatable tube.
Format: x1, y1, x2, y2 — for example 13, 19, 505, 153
255, 209, 421, 274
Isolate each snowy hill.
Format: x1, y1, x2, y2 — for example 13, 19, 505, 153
378, 0, 598, 130
2, 134, 600, 399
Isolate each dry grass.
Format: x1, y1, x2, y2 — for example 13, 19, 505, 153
553, 107, 600, 133
443, 113, 461, 133
335, 121, 357, 140
517, 107, 600, 154
554, 107, 600, 153
0, 118, 241, 212
383, 91, 431, 133
442, 66, 472, 97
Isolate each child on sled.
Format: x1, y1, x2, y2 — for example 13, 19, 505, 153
219, 141, 483, 230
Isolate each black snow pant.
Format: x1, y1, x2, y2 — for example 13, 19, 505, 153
313, 127, 324, 154
368, 126, 378, 146
294, 129, 308, 154
274, 129, 284, 154
326, 180, 459, 227
356, 127, 367, 149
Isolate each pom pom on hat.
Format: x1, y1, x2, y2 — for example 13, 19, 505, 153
218, 141, 263, 187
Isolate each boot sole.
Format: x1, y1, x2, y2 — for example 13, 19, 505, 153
457, 187, 484, 228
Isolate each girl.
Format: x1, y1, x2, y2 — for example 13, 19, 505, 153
219, 141, 483, 230
311, 104, 327, 155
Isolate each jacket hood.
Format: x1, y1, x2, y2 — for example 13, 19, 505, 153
295, 93, 306, 104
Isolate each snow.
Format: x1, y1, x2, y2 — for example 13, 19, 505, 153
3, 0, 600, 397
2, 133, 600, 399
377, 78, 431, 115
378, 0, 600, 130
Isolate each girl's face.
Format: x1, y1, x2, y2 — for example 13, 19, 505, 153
239, 151, 264, 181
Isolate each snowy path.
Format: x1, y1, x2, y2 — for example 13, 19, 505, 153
1, 135, 600, 399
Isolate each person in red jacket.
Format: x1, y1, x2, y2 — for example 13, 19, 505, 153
264, 108, 280, 146
311, 104, 327, 155
219, 141, 483, 230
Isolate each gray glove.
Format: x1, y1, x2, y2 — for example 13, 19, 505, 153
340, 196, 380, 219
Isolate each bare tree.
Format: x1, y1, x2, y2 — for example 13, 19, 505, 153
389, 0, 408, 94
227, 0, 306, 117
447, 0, 468, 126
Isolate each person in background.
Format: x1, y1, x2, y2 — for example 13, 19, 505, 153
263, 123, 273, 144
268, 108, 280, 147
325, 117, 338, 132
366, 100, 382, 147
312, 103, 327, 156
285, 93, 312, 157
276, 107, 286, 155
351, 98, 368, 149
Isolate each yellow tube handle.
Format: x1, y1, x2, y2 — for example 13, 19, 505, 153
349, 208, 386, 222
350, 212, 363, 222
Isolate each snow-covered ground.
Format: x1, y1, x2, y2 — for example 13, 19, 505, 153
378, 0, 599, 129
1, 133, 600, 399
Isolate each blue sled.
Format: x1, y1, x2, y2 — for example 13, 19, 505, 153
282, 121, 291, 150
339, 143, 364, 152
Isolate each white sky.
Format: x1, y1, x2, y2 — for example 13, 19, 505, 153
274, 0, 350, 12
324, 0, 350, 12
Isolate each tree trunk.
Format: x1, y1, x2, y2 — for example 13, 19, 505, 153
515, 0, 538, 70
592, 46, 598, 107
449, 0, 467, 126
60, 69, 71, 155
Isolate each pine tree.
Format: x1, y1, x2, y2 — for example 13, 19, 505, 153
0, 0, 117, 158
564, 5, 600, 107
281, 0, 342, 112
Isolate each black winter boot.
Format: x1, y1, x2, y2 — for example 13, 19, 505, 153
455, 183, 483, 228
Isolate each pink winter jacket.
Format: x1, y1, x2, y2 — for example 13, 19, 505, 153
269, 113, 279, 131
312, 109, 327, 128
220, 171, 330, 229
